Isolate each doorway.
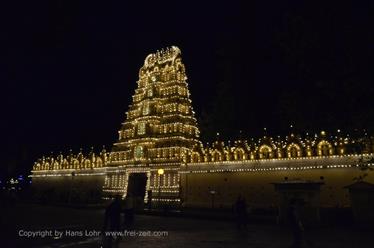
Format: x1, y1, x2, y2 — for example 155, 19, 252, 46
126, 173, 147, 209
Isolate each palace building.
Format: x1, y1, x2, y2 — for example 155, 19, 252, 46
31, 46, 374, 209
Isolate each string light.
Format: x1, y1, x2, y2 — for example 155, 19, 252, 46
31, 46, 374, 205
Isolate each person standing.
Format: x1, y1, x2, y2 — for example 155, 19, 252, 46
234, 195, 248, 230
103, 195, 123, 247
123, 194, 134, 228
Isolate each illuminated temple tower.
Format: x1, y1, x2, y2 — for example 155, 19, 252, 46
31, 46, 374, 209
103, 46, 201, 204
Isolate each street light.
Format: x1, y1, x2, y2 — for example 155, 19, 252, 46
157, 168, 164, 176
68, 172, 75, 204
157, 169, 164, 208
209, 190, 216, 209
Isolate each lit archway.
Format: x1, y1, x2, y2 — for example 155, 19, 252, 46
317, 140, 333, 156
259, 145, 273, 159
234, 148, 246, 160
211, 150, 222, 162
73, 160, 79, 169
191, 152, 201, 163
96, 157, 103, 168
287, 143, 302, 158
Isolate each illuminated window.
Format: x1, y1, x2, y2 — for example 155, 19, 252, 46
138, 122, 146, 135
147, 88, 153, 97
134, 146, 144, 159
142, 101, 150, 115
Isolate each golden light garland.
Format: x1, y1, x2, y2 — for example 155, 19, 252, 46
30, 46, 374, 205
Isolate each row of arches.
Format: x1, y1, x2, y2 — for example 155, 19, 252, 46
33, 150, 109, 171
188, 139, 355, 163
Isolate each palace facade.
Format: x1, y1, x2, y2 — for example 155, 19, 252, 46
31, 46, 374, 208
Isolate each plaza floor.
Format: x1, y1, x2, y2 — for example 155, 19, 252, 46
1, 203, 373, 248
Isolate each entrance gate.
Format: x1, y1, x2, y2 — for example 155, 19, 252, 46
126, 173, 147, 209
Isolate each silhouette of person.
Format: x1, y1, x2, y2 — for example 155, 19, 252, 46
123, 194, 134, 228
234, 195, 248, 230
105, 195, 122, 231
103, 195, 123, 247
288, 198, 305, 248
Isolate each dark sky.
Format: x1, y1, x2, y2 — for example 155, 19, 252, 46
1, 1, 373, 177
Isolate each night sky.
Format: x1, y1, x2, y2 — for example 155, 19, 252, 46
1, 1, 373, 177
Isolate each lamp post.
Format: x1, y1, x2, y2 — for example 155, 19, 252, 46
184, 161, 188, 205
157, 168, 164, 208
68, 172, 75, 204
209, 190, 216, 209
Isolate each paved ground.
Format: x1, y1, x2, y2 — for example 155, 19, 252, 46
1, 203, 373, 248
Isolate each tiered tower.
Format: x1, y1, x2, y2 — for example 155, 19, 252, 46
103, 46, 201, 204
30, 46, 374, 209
